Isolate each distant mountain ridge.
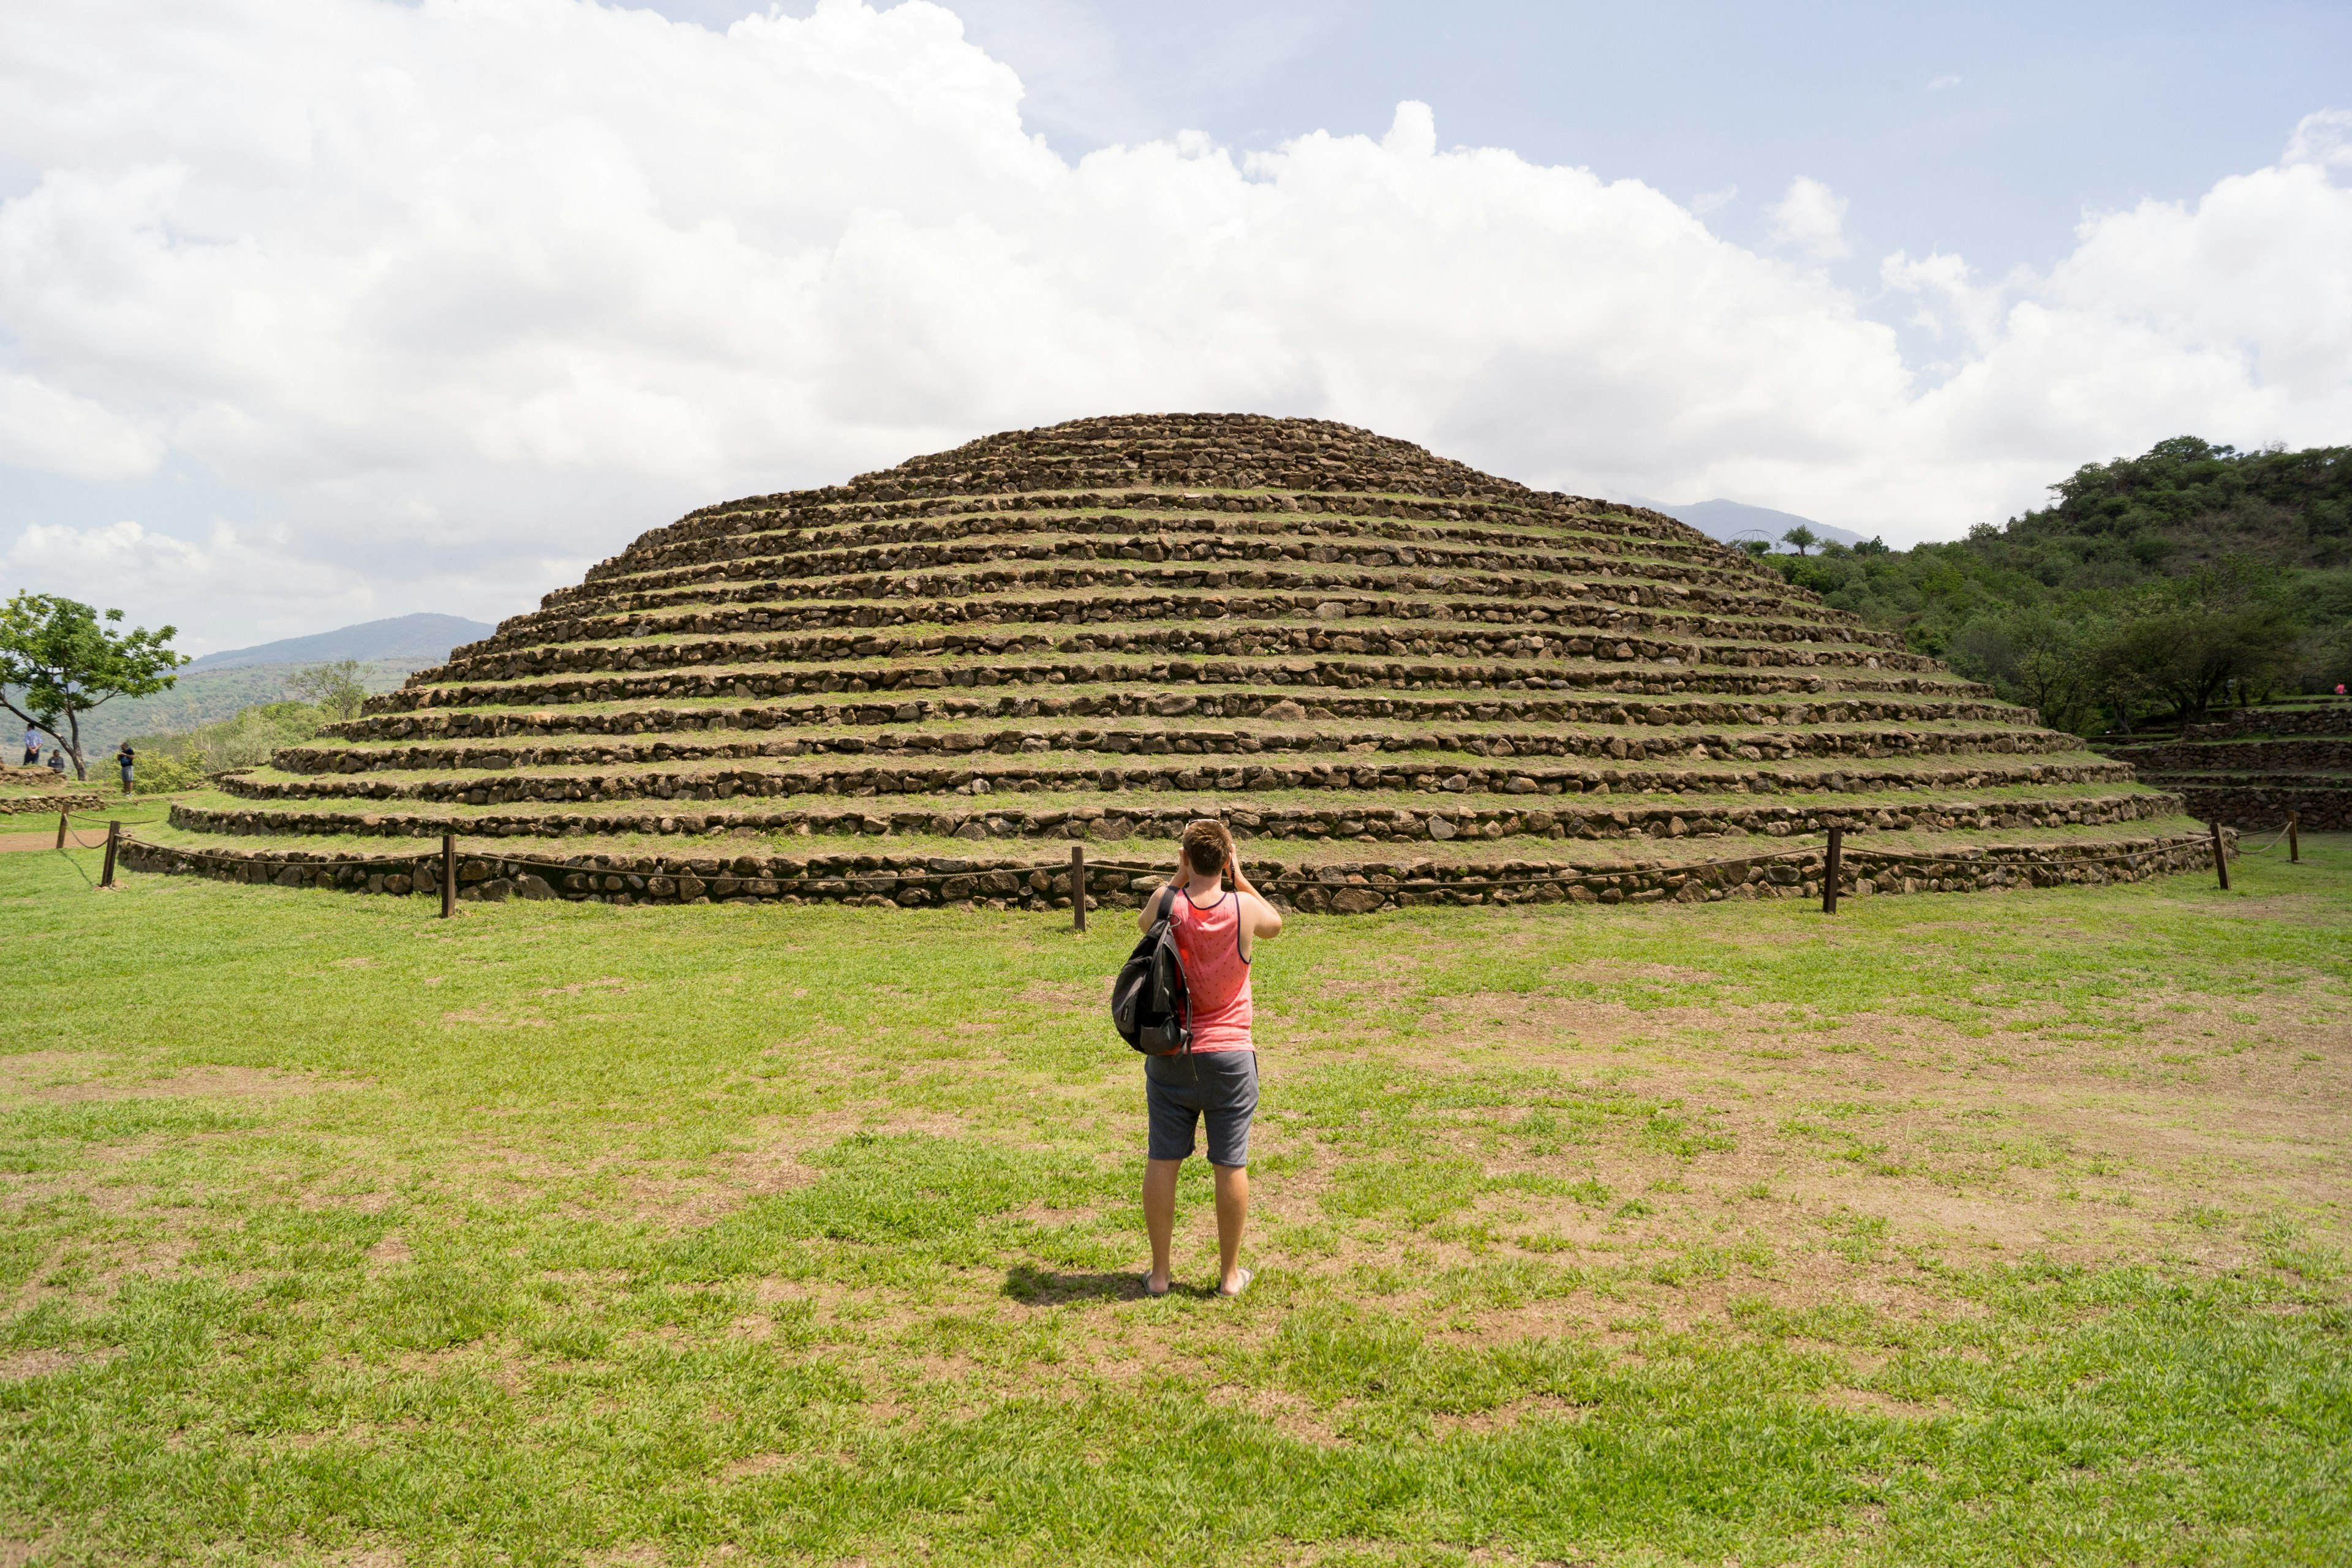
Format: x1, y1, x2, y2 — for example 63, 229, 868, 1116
42, 612, 496, 753
184, 612, 496, 672
1643, 499, 1869, 550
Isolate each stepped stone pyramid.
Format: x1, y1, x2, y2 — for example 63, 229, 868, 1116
2097, 703, 2350, 832
134, 413, 2217, 908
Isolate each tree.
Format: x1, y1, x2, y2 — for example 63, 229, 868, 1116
1779, 525, 1818, 556
2082, 563, 2303, 725
1951, 605, 2098, 733
0, 593, 186, 778
288, 659, 371, 721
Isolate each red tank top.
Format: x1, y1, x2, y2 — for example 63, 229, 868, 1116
1168, 887, 1254, 1054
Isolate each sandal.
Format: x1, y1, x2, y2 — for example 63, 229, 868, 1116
1218, 1268, 1253, 1298
1141, 1272, 1172, 1298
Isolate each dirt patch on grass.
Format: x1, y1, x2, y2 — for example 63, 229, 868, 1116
1815, 1386, 1951, 1421
0, 1050, 111, 1098
9, 1061, 361, 1104
535, 977, 639, 998
1017, 978, 1104, 1011
440, 1008, 551, 1028
0, 1346, 122, 1379
1348, 981, 2351, 1278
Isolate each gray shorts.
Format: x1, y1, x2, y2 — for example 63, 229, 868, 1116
1145, 1050, 1259, 1166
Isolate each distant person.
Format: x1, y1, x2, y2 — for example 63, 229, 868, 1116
19, 729, 36, 766
45, 748, 66, 776
116, 741, 135, 795
1138, 818, 1284, 1300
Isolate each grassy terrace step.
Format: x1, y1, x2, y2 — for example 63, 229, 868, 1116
492, 577, 1882, 654
318, 688, 2031, 743
172, 786, 2179, 852
575, 505, 1791, 581
274, 719, 2082, 775
379, 658, 1977, 715
2127, 770, 2352, 790
121, 819, 2220, 909
2104, 739, 2352, 771
213, 749, 2135, 807
142, 809, 2203, 864
556, 525, 1822, 614
576, 491, 1755, 584
420, 621, 1924, 692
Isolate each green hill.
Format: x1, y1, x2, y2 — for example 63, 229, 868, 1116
1758, 437, 2351, 731
62, 660, 415, 755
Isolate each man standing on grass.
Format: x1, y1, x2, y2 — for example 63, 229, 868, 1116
1140, 819, 1283, 1299
19, 728, 36, 766
116, 740, 135, 795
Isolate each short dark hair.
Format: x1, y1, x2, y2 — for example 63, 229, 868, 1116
1181, 819, 1227, 877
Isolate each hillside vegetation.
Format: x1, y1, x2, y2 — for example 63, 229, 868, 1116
1762, 437, 2351, 733
121, 699, 327, 791
66, 659, 413, 754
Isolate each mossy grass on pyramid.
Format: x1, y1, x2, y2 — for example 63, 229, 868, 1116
127, 413, 2219, 908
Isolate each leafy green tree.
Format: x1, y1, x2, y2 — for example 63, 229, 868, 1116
0, 592, 186, 779
288, 658, 371, 721
1951, 605, 2101, 734
2083, 564, 2304, 725
1779, 525, 1818, 556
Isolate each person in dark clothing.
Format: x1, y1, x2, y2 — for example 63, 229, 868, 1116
45, 749, 66, 775
19, 729, 36, 766
116, 741, 136, 794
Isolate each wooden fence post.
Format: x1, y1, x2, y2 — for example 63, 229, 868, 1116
2209, 820, 2229, 891
1823, 827, 1842, 914
2288, 811, 2299, 864
100, 821, 119, 888
1070, 843, 1086, 932
441, 832, 456, 919
55, 812, 67, 850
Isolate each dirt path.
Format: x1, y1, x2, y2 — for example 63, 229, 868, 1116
0, 827, 117, 853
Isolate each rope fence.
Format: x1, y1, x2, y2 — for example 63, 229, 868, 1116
94, 813, 2248, 919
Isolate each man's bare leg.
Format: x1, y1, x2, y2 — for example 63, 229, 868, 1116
1144, 1156, 1182, 1293
1213, 1162, 1249, 1293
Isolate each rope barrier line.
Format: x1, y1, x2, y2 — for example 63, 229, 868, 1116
2230, 821, 2297, 858
109, 827, 2217, 897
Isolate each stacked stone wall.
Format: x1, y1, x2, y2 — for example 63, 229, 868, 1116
2183, 706, 2352, 739
0, 791, 104, 817
211, 754, 2133, 809
119, 827, 2223, 913
169, 790, 2178, 847
323, 689, 2024, 745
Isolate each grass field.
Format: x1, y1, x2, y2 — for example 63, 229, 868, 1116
2, 834, 2347, 1566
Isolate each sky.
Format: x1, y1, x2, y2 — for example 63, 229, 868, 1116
2, 0, 2348, 653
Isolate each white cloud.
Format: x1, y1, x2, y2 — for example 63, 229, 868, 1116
1927, 74, 1961, 92
1766, 175, 1852, 260
1, 519, 383, 651
2285, 107, 2352, 169
0, 373, 164, 479
1690, 184, 1737, 216
0, 0, 2345, 647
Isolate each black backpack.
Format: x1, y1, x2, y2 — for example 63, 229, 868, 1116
1112, 887, 1191, 1056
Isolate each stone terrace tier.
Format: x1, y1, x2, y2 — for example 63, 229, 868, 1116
2095, 701, 2350, 832
174, 412, 2204, 905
